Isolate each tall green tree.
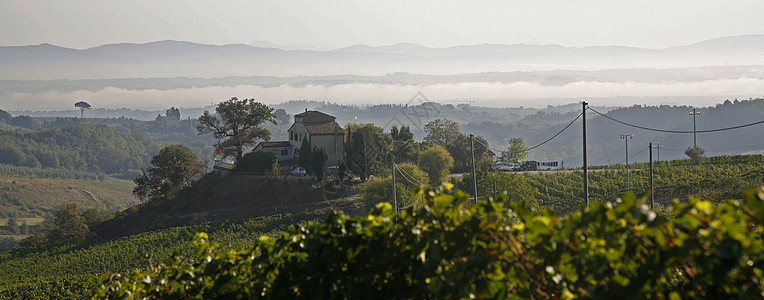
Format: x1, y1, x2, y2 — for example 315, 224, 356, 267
50, 203, 89, 240
448, 134, 489, 173
398, 125, 414, 141
134, 144, 201, 202
197, 97, 276, 163
345, 123, 392, 181
424, 119, 488, 172
424, 119, 460, 146
500, 137, 528, 164
74, 101, 91, 118
311, 145, 328, 181
298, 138, 313, 173
392, 140, 428, 164
417, 145, 454, 184
390, 125, 415, 142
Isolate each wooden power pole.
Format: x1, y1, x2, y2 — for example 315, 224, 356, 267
582, 101, 589, 207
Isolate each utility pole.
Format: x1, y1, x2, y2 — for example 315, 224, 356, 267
582, 101, 589, 206
649, 143, 655, 209
364, 133, 368, 180
689, 109, 701, 148
621, 133, 633, 189
493, 180, 497, 200
653, 142, 663, 161
391, 160, 397, 213
470, 134, 478, 203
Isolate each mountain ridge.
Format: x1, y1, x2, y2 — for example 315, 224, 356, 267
6, 34, 763, 52
2, 34, 763, 80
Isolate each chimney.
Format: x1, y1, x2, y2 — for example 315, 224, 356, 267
305, 108, 308, 112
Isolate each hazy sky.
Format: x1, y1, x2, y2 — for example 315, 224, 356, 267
2, 0, 763, 49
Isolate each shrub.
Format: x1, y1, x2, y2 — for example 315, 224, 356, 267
361, 162, 428, 211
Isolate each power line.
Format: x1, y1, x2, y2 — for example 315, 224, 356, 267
399, 198, 421, 210
393, 163, 425, 210
474, 111, 584, 154
526, 111, 584, 151
395, 163, 425, 186
394, 163, 418, 184
587, 107, 764, 133
615, 147, 648, 165
395, 165, 420, 186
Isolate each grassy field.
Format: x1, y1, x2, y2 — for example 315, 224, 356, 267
71, 177, 135, 194
0, 217, 44, 226
0, 175, 138, 219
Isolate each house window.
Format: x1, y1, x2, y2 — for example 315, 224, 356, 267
295, 148, 299, 155
281, 149, 288, 156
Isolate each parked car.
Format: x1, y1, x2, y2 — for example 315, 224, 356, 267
291, 167, 307, 176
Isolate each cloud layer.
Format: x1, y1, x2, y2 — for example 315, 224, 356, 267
4, 77, 764, 111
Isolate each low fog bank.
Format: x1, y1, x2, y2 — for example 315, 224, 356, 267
2, 77, 763, 113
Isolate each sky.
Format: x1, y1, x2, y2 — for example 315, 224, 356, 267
2, 0, 763, 50
1, 1, 763, 111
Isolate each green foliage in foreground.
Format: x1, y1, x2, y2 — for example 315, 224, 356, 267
0, 213, 320, 299
96, 185, 764, 299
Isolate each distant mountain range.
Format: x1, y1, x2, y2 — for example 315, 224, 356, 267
2, 35, 764, 80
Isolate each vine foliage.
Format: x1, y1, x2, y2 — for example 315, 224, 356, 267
95, 185, 764, 299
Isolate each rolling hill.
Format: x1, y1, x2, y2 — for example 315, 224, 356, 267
0, 174, 137, 219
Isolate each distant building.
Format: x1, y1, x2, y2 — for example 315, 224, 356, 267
253, 141, 294, 161
156, 107, 181, 121
253, 110, 345, 166
486, 149, 496, 160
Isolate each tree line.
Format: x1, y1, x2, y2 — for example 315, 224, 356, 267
0, 123, 161, 178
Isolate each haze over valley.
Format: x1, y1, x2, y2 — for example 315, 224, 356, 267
2, 35, 764, 111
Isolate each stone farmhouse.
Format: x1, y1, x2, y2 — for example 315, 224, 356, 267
253, 110, 345, 166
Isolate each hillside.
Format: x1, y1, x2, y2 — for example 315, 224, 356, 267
94, 174, 363, 240
0, 174, 137, 219
0, 212, 321, 299
0, 123, 161, 178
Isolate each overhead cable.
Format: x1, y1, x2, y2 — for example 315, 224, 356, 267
473, 111, 584, 154
587, 107, 764, 133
